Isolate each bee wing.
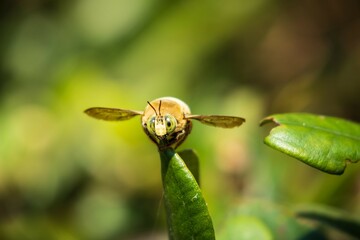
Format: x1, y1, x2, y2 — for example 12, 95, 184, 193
185, 114, 245, 128
84, 107, 143, 121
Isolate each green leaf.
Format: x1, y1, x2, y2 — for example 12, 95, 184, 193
296, 204, 360, 239
178, 149, 200, 186
218, 200, 325, 240
218, 215, 272, 240
260, 113, 360, 175
159, 148, 215, 240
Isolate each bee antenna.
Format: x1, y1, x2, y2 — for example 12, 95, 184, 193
158, 100, 162, 116
147, 101, 158, 115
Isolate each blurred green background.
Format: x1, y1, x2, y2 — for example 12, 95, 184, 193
1, 0, 359, 239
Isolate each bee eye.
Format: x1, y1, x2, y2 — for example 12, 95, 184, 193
164, 114, 177, 133
146, 116, 156, 135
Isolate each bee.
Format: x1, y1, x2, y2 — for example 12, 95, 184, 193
84, 97, 245, 150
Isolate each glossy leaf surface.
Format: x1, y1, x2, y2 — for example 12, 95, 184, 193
159, 148, 215, 240
260, 113, 360, 174
178, 149, 200, 185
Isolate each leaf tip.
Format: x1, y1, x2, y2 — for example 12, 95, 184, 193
259, 115, 280, 127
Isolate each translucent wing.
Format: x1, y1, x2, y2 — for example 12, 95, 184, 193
185, 114, 245, 128
84, 107, 143, 121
